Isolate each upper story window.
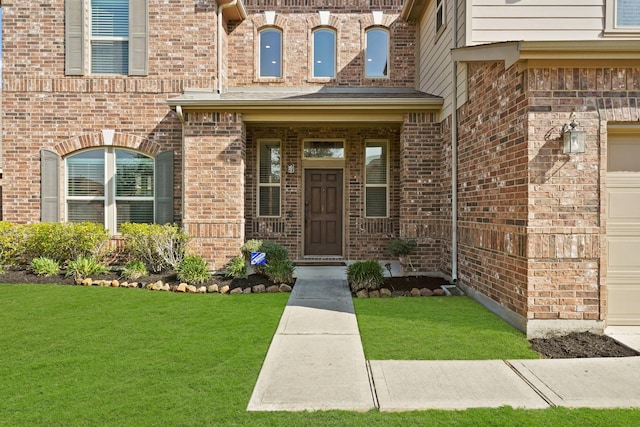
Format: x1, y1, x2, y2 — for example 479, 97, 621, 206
436, 0, 446, 33
91, 0, 129, 74
259, 28, 283, 78
66, 148, 155, 232
605, 0, 640, 35
312, 28, 336, 79
365, 28, 389, 78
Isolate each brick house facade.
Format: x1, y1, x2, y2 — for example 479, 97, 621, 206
2, 0, 640, 337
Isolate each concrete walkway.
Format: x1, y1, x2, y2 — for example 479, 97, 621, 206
249, 269, 640, 412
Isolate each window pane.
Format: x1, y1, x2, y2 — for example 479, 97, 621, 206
91, 41, 128, 74
259, 142, 281, 184
366, 29, 388, 78
68, 200, 105, 224
260, 29, 282, 78
92, 0, 129, 37
116, 150, 154, 197
116, 200, 154, 230
67, 150, 105, 196
259, 187, 280, 217
313, 29, 335, 78
436, 0, 445, 31
617, 0, 640, 26
303, 141, 344, 158
366, 187, 387, 217
366, 143, 387, 185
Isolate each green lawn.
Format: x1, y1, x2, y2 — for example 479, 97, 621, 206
354, 296, 540, 360
1, 284, 639, 426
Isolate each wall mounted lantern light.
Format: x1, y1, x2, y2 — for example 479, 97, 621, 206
561, 112, 586, 154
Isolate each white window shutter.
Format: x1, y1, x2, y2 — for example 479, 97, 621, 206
41, 149, 61, 222
65, 0, 84, 75
129, 0, 149, 76
154, 150, 174, 225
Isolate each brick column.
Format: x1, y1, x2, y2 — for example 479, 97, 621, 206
182, 112, 246, 270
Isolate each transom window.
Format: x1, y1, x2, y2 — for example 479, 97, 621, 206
91, 0, 129, 74
365, 28, 389, 78
258, 140, 281, 217
66, 148, 154, 232
313, 28, 336, 78
365, 140, 389, 218
259, 28, 283, 78
303, 140, 345, 159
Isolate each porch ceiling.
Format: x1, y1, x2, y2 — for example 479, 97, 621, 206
167, 87, 443, 123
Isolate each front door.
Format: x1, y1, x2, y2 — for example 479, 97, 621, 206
304, 169, 343, 256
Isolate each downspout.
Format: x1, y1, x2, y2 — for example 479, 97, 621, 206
217, 0, 239, 94
451, 0, 459, 282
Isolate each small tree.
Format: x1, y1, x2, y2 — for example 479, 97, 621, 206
386, 239, 417, 276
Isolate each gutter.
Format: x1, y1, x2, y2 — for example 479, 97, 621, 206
450, 0, 459, 283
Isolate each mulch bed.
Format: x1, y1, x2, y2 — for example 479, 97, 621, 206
530, 332, 639, 359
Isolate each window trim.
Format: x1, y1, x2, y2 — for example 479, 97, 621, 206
257, 139, 282, 218
311, 27, 337, 80
364, 27, 390, 79
365, 139, 389, 218
90, 0, 129, 75
65, 147, 155, 233
605, 0, 640, 36
257, 27, 284, 79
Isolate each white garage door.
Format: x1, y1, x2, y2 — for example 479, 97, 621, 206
607, 130, 640, 325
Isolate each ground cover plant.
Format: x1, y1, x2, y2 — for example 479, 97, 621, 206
1, 285, 639, 426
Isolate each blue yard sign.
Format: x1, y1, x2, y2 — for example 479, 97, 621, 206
251, 252, 267, 265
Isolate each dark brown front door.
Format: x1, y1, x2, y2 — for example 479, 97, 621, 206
304, 169, 343, 256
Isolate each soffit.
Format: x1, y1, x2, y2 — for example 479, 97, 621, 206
218, 0, 247, 21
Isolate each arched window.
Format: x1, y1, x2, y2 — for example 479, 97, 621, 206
312, 28, 336, 78
365, 28, 389, 78
66, 148, 155, 232
259, 28, 282, 78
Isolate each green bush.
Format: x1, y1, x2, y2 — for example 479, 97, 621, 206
176, 255, 211, 285
22, 222, 110, 265
386, 239, 417, 257
224, 255, 247, 279
260, 241, 288, 263
30, 257, 61, 277
240, 239, 262, 260
120, 223, 190, 272
65, 256, 110, 280
346, 260, 385, 293
0, 222, 25, 267
121, 260, 148, 281
265, 259, 295, 285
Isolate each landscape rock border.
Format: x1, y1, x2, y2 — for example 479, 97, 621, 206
75, 278, 293, 294
354, 286, 455, 298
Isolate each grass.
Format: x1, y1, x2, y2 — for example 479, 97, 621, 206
1, 284, 639, 426
354, 296, 540, 360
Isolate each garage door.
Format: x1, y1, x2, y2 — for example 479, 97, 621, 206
607, 130, 640, 325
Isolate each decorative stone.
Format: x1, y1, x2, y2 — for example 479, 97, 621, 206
176, 283, 188, 293
197, 286, 207, 294
151, 281, 164, 291
279, 284, 292, 293
120, 281, 129, 288
207, 284, 219, 293
369, 290, 380, 298
81, 278, 93, 286
161, 283, 171, 291
433, 288, 446, 296
391, 290, 404, 297
99, 280, 110, 287
252, 284, 266, 294
186, 285, 197, 293
380, 288, 392, 297
230, 287, 243, 294
420, 288, 433, 297
266, 285, 279, 293
356, 289, 369, 298
130, 282, 140, 289
75, 278, 83, 285
243, 287, 252, 294
220, 285, 230, 294
169, 284, 179, 292
145, 283, 154, 290
111, 280, 119, 287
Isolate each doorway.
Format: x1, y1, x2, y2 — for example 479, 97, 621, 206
304, 169, 343, 256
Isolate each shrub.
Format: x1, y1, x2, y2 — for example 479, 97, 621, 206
121, 260, 148, 281
386, 238, 417, 273
265, 259, 295, 285
30, 257, 60, 277
225, 255, 247, 279
22, 222, 110, 265
346, 260, 385, 293
0, 222, 25, 267
65, 256, 110, 280
120, 223, 190, 272
260, 241, 288, 263
176, 255, 211, 285
240, 239, 263, 260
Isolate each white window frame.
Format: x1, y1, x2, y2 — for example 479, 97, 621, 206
364, 28, 390, 79
90, 0, 130, 75
312, 27, 336, 79
605, 0, 640, 36
65, 147, 155, 233
257, 139, 282, 218
365, 139, 389, 218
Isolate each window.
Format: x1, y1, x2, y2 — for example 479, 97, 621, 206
259, 28, 282, 78
91, 0, 129, 74
312, 28, 336, 78
436, 0, 446, 33
365, 140, 388, 218
606, 0, 640, 34
258, 140, 281, 217
365, 28, 389, 78
65, 0, 148, 76
303, 140, 344, 159
66, 148, 154, 232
